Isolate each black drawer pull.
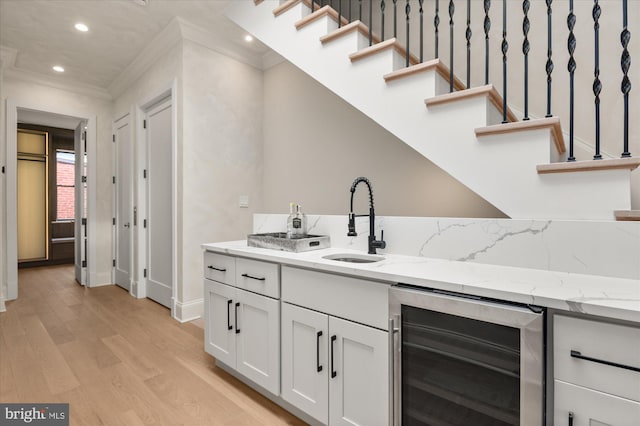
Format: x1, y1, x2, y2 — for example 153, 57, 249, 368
330, 335, 337, 378
235, 302, 240, 334
568, 412, 574, 426
570, 350, 640, 373
207, 265, 226, 272
241, 273, 266, 281
227, 299, 233, 331
317, 331, 323, 373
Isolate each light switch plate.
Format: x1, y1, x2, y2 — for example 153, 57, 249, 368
239, 195, 249, 208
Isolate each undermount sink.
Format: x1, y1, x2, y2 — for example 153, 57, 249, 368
322, 253, 385, 263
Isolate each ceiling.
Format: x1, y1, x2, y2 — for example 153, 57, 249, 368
0, 0, 270, 91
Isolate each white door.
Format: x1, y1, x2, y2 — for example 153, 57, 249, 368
144, 98, 173, 307
281, 303, 329, 424
204, 279, 237, 368
74, 121, 87, 285
329, 317, 388, 426
114, 115, 132, 290
235, 288, 280, 395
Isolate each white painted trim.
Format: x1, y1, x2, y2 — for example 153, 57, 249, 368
5, 99, 98, 296
91, 273, 113, 287
3, 67, 111, 100
173, 298, 203, 323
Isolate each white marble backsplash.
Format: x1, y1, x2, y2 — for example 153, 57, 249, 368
253, 214, 640, 280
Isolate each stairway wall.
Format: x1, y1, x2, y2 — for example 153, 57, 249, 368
263, 60, 506, 218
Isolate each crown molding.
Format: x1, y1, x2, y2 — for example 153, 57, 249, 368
177, 17, 264, 70
3, 66, 112, 100
262, 50, 285, 69
108, 17, 183, 99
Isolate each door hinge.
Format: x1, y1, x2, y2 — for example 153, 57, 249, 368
84, 131, 87, 152
143, 219, 147, 228
143, 268, 147, 278
112, 134, 115, 142
112, 176, 116, 184
1, 166, 4, 174
82, 175, 87, 183
143, 120, 147, 129
112, 217, 116, 225
143, 169, 147, 179
113, 259, 116, 267
82, 218, 87, 226
82, 260, 87, 268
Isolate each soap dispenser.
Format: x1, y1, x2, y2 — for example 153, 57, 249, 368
293, 205, 307, 236
286, 203, 296, 238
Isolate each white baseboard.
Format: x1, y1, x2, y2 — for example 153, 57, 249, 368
90, 271, 113, 287
0, 297, 6, 312
173, 298, 203, 323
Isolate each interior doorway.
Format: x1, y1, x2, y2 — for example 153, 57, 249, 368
5, 100, 97, 299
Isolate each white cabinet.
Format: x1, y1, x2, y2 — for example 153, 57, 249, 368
553, 315, 640, 424
281, 303, 388, 425
203, 253, 280, 396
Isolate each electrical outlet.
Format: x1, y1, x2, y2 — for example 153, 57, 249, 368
239, 195, 249, 208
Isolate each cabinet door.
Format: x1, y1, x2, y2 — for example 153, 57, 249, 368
281, 303, 329, 424
555, 380, 640, 426
235, 288, 280, 395
203, 279, 236, 368
329, 316, 388, 426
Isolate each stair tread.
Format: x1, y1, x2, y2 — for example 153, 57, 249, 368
295, 4, 349, 29
320, 20, 381, 45
614, 210, 640, 221
537, 157, 640, 174
426, 84, 517, 122
383, 59, 465, 91
476, 117, 565, 155
349, 37, 420, 65
273, 0, 302, 17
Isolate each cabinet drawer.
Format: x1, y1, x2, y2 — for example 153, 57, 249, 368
203, 252, 236, 285
554, 315, 640, 401
236, 257, 280, 299
554, 380, 640, 426
282, 266, 390, 330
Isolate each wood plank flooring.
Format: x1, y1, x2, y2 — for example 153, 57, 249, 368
0, 265, 306, 425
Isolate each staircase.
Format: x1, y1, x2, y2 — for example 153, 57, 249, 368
226, 0, 640, 220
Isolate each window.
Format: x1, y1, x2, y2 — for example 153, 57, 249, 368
56, 150, 75, 221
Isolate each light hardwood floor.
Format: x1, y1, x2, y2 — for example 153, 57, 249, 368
0, 265, 306, 425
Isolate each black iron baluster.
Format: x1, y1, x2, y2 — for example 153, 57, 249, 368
593, 0, 602, 159
502, 0, 508, 123
621, 0, 631, 157
381, 0, 385, 40
369, 0, 373, 45
348, 0, 352, 22
420, 0, 425, 63
359, 0, 363, 22
311, 0, 315, 13
567, 0, 576, 161
405, 0, 411, 66
466, 0, 471, 88
435, 0, 440, 58
338, 0, 342, 28
484, 0, 491, 84
523, 0, 530, 120
449, 0, 455, 92
545, 0, 553, 117
393, 0, 398, 37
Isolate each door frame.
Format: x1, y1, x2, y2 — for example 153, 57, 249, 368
112, 111, 134, 293
134, 80, 178, 317
4, 98, 97, 298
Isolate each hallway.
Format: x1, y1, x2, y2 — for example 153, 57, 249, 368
0, 265, 305, 425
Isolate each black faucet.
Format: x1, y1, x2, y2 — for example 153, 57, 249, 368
348, 177, 386, 255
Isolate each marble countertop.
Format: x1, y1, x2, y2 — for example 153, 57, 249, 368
202, 241, 640, 324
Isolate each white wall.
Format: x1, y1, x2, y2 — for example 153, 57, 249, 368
180, 39, 264, 304
0, 75, 113, 299
263, 60, 506, 218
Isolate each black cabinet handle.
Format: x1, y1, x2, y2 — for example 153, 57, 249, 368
568, 412, 574, 426
570, 350, 640, 373
227, 299, 233, 331
317, 331, 323, 372
241, 273, 266, 281
208, 265, 226, 272
235, 302, 240, 334
330, 335, 337, 378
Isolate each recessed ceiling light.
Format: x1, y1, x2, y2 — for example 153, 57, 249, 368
53, 65, 65, 73
74, 23, 89, 32
244, 35, 254, 42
